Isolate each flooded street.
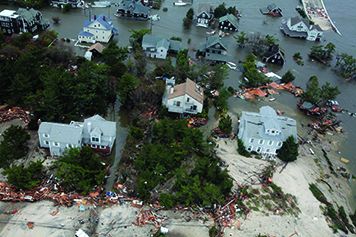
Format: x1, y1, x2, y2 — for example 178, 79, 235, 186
1, 0, 355, 199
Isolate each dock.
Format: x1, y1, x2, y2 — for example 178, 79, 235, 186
301, 0, 341, 35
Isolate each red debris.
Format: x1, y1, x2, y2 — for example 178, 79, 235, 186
0, 106, 30, 125
27, 222, 34, 229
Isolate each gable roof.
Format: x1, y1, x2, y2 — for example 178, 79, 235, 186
142, 35, 170, 50
79, 31, 94, 37
263, 45, 285, 58
168, 78, 204, 104
83, 115, 116, 138
88, 43, 105, 53
267, 3, 277, 11
84, 15, 114, 30
17, 8, 40, 22
39, 122, 83, 144
290, 16, 308, 27
219, 14, 239, 29
206, 35, 227, 50
118, 0, 149, 15
197, 3, 212, 16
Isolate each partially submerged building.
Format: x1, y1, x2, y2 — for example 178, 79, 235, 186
238, 106, 297, 157
0, 8, 49, 35
195, 4, 213, 28
197, 35, 229, 63
38, 115, 116, 156
78, 15, 118, 43
260, 4, 282, 17
262, 45, 285, 66
116, 0, 150, 20
162, 78, 204, 115
50, 0, 83, 8
280, 16, 323, 41
218, 14, 239, 32
141, 35, 182, 59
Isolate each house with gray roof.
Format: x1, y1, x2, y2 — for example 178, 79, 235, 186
142, 35, 182, 59
238, 106, 297, 157
116, 0, 150, 21
219, 14, 239, 32
195, 4, 213, 28
280, 16, 322, 41
38, 115, 116, 156
197, 35, 229, 63
0, 8, 49, 35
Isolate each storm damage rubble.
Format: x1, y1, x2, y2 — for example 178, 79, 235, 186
0, 105, 30, 125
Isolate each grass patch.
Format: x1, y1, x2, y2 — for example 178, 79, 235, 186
309, 183, 329, 205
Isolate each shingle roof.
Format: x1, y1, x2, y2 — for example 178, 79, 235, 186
142, 35, 170, 50
88, 43, 105, 53
83, 115, 116, 138
17, 8, 39, 22
39, 122, 83, 144
206, 35, 227, 50
118, 0, 149, 15
238, 106, 297, 142
219, 14, 239, 29
168, 79, 204, 104
197, 3, 212, 16
84, 15, 114, 30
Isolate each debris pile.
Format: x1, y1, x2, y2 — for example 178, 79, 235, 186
211, 128, 230, 138
187, 117, 208, 128
134, 209, 165, 228
0, 106, 30, 125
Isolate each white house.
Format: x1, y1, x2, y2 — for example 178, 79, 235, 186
38, 115, 116, 156
78, 15, 117, 43
162, 78, 204, 114
142, 35, 170, 59
280, 16, 322, 41
238, 106, 297, 157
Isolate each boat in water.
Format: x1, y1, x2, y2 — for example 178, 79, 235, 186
173, 0, 189, 6
149, 14, 160, 21
91, 1, 111, 8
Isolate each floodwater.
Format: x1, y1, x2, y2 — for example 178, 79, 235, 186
1, 0, 355, 200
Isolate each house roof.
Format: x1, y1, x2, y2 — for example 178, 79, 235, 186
84, 15, 114, 30
205, 53, 228, 62
263, 45, 285, 58
280, 22, 308, 38
219, 14, 239, 29
17, 8, 40, 22
88, 43, 106, 54
83, 114, 116, 138
118, 0, 149, 15
238, 106, 297, 142
79, 31, 94, 37
0, 9, 18, 18
39, 122, 83, 144
142, 35, 170, 50
169, 40, 182, 52
197, 3, 212, 16
168, 78, 204, 104
206, 35, 227, 50
267, 3, 277, 11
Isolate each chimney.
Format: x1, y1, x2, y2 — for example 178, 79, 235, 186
170, 87, 174, 94
103, 15, 105, 21
94, 15, 96, 20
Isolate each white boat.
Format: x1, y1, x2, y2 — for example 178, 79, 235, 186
173, 0, 189, 6
226, 62, 237, 70
206, 30, 215, 35
92, 1, 111, 8
269, 97, 276, 102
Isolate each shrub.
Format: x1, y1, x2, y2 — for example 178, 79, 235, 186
237, 138, 250, 157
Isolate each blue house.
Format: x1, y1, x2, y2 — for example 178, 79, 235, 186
78, 15, 118, 43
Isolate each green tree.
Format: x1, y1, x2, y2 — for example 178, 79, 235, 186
320, 82, 340, 103
54, 147, 106, 194
276, 136, 299, 162
335, 53, 356, 79
101, 42, 128, 66
0, 125, 30, 168
214, 88, 231, 113
133, 49, 147, 76
176, 49, 190, 79
264, 35, 278, 47
130, 29, 150, 49
302, 76, 321, 104
5, 161, 44, 190
227, 6, 238, 15
281, 70, 295, 83
186, 8, 194, 20
235, 31, 247, 48
209, 64, 228, 90
237, 138, 250, 157
242, 54, 270, 88
219, 114, 232, 134
183, 9, 194, 30
324, 42, 336, 59
117, 73, 140, 104
214, 3, 227, 18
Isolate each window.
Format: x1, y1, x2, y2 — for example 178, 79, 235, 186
174, 101, 181, 107
192, 105, 197, 110
43, 134, 49, 138
100, 145, 105, 149
91, 144, 97, 148
67, 144, 73, 148
53, 142, 59, 147
45, 141, 49, 145
187, 98, 190, 102
257, 147, 262, 152
271, 130, 275, 134
268, 140, 273, 146
92, 137, 99, 142
277, 141, 282, 147
249, 138, 254, 143
247, 146, 252, 152
259, 139, 264, 145
266, 149, 270, 153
